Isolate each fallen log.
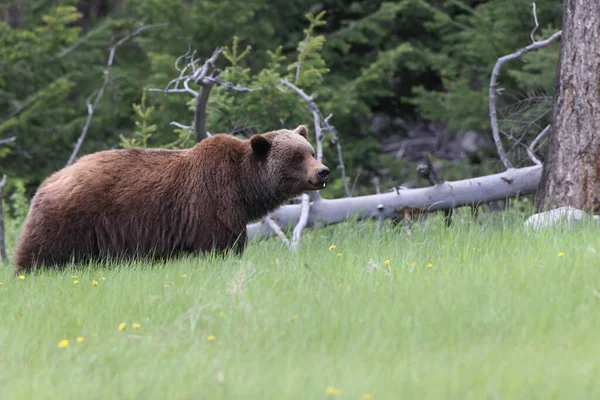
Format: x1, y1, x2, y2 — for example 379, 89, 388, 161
248, 165, 542, 240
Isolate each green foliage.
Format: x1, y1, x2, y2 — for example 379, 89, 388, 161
288, 11, 329, 86
4, 179, 29, 223
0, 4, 86, 184
408, 0, 562, 133
1, 0, 565, 197
2, 178, 30, 255
222, 36, 253, 67
205, 13, 330, 135
120, 90, 158, 149
0, 3, 160, 189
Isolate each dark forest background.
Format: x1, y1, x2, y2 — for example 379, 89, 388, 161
0, 0, 562, 200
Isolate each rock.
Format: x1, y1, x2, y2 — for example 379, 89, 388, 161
524, 206, 600, 230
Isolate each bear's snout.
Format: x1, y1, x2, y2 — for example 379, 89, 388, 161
317, 167, 330, 180
311, 164, 331, 189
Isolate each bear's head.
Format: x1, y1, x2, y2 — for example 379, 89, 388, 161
248, 125, 330, 197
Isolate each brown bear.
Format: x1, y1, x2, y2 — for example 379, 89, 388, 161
14, 125, 330, 274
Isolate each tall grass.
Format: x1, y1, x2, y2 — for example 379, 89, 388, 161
1, 209, 599, 399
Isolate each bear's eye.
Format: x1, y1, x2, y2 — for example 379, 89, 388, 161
293, 153, 304, 163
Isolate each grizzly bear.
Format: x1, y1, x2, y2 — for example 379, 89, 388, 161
14, 125, 330, 274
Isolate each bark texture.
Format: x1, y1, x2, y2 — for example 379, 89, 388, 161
536, 0, 600, 212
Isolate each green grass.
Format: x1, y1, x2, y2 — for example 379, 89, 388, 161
2, 210, 600, 399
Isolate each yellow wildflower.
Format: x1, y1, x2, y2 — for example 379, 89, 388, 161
91, 280, 99, 286
426, 263, 434, 268
181, 274, 187, 278
384, 259, 391, 265
292, 314, 299, 320
219, 311, 225, 317
326, 386, 342, 396
207, 335, 216, 342
363, 394, 374, 400
100, 277, 106, 281
118, 322, 126, 331
71, 275, 78, 279
57, 339, 69, 348
558, 252, 565, 257
336, 253, 343, 257
132, 323, 141, 329
18, 275, 25, 280
328, 245, 337, 251
73, 280, 79, 284
76, 336, 84, 343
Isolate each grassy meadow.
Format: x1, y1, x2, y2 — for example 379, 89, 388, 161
1, 207, 600, 399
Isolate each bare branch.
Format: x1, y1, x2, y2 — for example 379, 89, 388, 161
324, 113, 351, 197
147, 87, 198, 97
264, 216, 290, 247
191, 47, 223, 83
169, 122, 193, 130
108, 24, 167, 66
290, 194, 311, 250
526, 147, 542, 166
530, 2, 539, 43
67, 95, 96, 166
206, 77, 262, 93
66, 24, 165, 166
0, 175, 7, 263
489, 24, 562, 169
530, 124, 550, 151
0, 137, 16, 146
57, 35, 90, 58
148, 46, 259, 143
280, 79, 324, 162
526, 124, 550, 165
280, 78, 338, 205
57, 24, 104, 58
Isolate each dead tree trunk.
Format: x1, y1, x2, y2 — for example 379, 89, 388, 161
536, 0, 600, 212
249, 165, 542, 240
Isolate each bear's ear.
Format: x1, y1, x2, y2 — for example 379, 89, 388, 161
250, 134, 271, 157
294, 125, 308, 139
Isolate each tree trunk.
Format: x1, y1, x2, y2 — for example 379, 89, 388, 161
536, 0, 600, 213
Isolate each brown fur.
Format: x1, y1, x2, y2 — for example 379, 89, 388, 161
14, 125, 330, 273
